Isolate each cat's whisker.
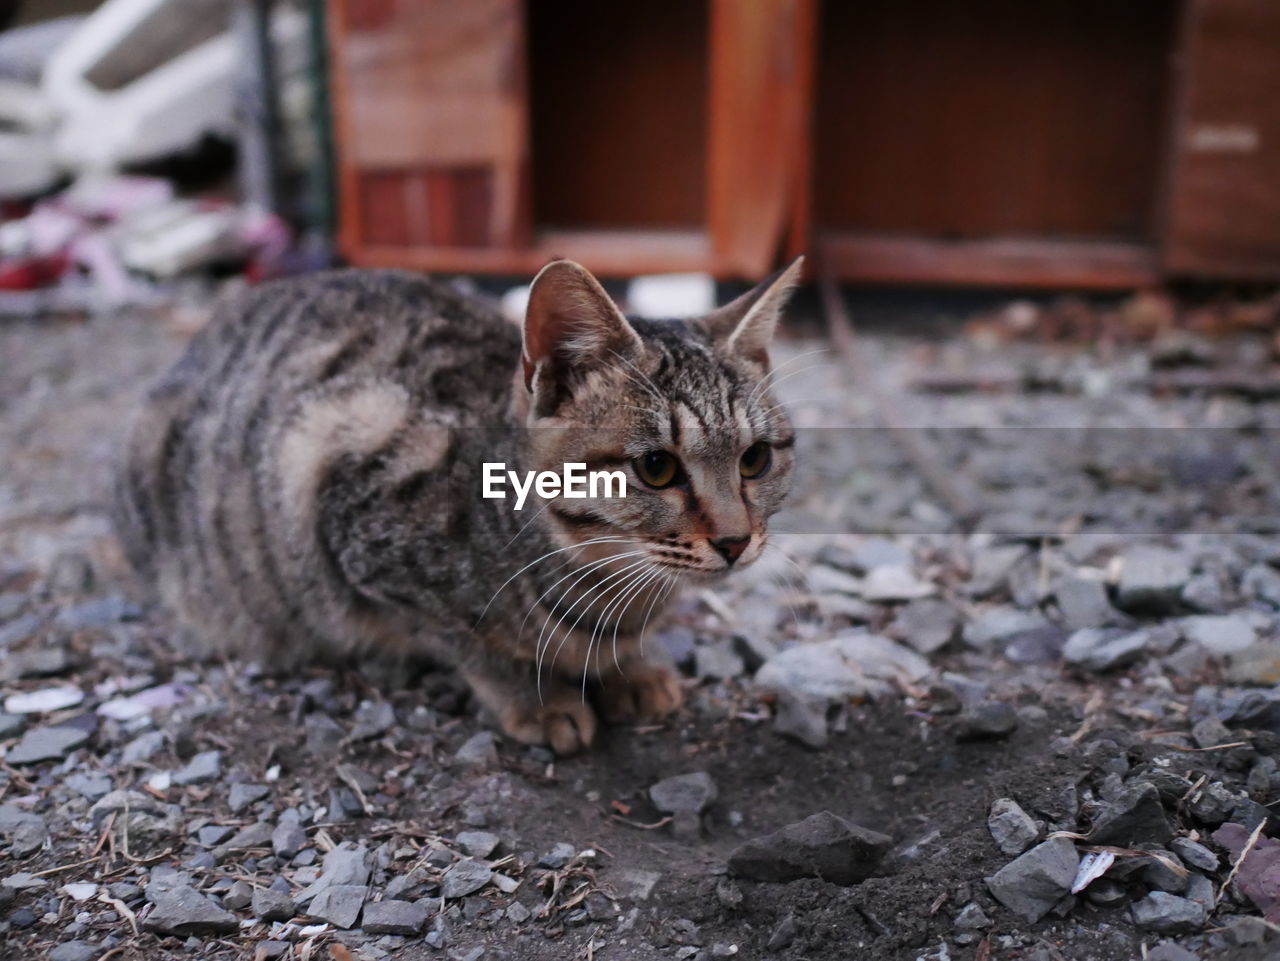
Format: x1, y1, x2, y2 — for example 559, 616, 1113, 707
767, 568, 804, 635
749, 362, 829, 408
607, 566, 665, 678
502, 495, 559, 549
475, 536, 636, 626
638, 574, 679, 660
535, 555, 653, 700
746, 347, 830, 406
519, 549, 647, 646
607, 349, 666, 406
583, 562, 659, 699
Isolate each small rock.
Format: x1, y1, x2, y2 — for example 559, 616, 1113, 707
766, 915, 799, 952
142, 884, 239, 936
1170, 837, 1218, 873
727, 811, 890, 884
988, 798, 1039, 856
362, 899, 428, 935
304, 712, 345, 755
172, 750, 221, 786
1084, 879, 1128, 907
1185, 872, 1214, 910
1189, 782, 1241, 827
1182, 572, 1231, 613
695, 642, 745, 681
755, 632, 930, 702
441, 859, 492, 899
955, 701, 1018, 741
985, 836, 1078, 923
772, 691, 829, 749
223, 880, 253, 910
0, 714, 24, 738
4, 685, 85, 715
197, 825, 234, 847
55, 596, 139, 630
1142, 852, 1189, 893
49, 942, 98, 961
295, 842, 371, 905
0, 803, 48, 857
1062, 628, 1150, 672
1131, 891, 1207, 934
64, 772, 112, 801
1145, 942, 1201, 961
60, 882, 98, 901
121, 730, 166, 764
649, 772, 718, 815
1115, 547, 1192, 614
6, 725, 90, 765
860, 565, 934, 602
272, 820, 307, 860
1054, 577, 1116, 630
213, 821, 273, 858
1183, 615, 1257, 655
506, 901, 531, 924
0, 645, 74, 681
456, 831, 500, 859
227, 782, 269, 813
350, 700, 396, 741
892, 598, 959, 654
1089, 781, 1173, 845
252, 887, 295, 922
308, 884, 366, 929
954, 903, 991, 930
1243, 563, 1280, 608
821, 537, 910, 573
454, 732, 499, 770
612, 868, 660, 901
963, 608, 1047, 650
539, 842, 576, 869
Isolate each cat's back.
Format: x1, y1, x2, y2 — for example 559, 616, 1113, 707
114, 269, 521, 655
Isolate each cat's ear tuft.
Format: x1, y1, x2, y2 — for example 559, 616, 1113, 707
522, 260, 643, 404
701, 256, 805, 367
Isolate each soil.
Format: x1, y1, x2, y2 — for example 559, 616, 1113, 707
0, 296, 1276, 961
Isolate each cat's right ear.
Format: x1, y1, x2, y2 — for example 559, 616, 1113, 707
522, 260, 643, 409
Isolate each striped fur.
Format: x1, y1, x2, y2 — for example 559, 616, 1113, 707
115, 261, 800, 753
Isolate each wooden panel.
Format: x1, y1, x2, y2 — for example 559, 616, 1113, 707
818, 233, 1158, 289
1164, 0, 1280, 279
708, 0, 815, 278
327, 0, 528, 255
814, 0, 1174, 241
527, 0, 708, 230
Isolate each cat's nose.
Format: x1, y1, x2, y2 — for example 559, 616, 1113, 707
711, 536, 750, 565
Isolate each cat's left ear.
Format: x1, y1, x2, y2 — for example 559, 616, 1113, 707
701, 256, 805, 368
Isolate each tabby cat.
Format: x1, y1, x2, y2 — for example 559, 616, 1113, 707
115, 258, 801, 754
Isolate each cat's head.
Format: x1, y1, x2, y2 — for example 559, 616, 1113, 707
514, 258, 802, 580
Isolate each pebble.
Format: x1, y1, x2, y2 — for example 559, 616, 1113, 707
64, 772, 112, 801
859, 565, 935, 602
142, 883, 239, 936
362, 899, 429, 935
0, 714, 24, 738
307, 884, 367, 929
1062, 628, 1150, 672
454, 732, 499, 770
539, 842, 576, 869
456, 830, 500, 859
954, 701, 1018, 741
60, 883, 98, 902
0, 803, 48, 857
121, 730, 166, 764
5, 725, 90, 764
1115, 547, 1192, 614
1130, 891, 1208, 933
1053, 576, 1116, 630
1088, 781, 1173, 845
611, 868, 661, 901
0, 645, 75, 681
892, 598, 959, 654
988, 798, 1039, 856
223, 880, 253, 910
252, 886, 296, 922
304, 712, 345, 755
296, 843, 371, 905
727, 810, 891, 885
213, 821, 274, 858
772, 690, 829, 749
985, 837, 1078, 923
1182, 614, 1257, 655
350, 700, 396, 741
766, 914, 799, 951
1170, 837, 1218, 873
227, 782, 270, 813
649, 771, 718, 815
49, 942, 98, 961
963, 608, 1047, 650
755, 632, 930, 702
172, 750, 221, 785
954, 903, 991, 930
272, 820, 308, 860
441, 859, 492, 899
695, 641, 745, 681
55, 596, 139, 630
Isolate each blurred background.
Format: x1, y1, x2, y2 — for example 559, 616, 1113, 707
0, 0, 1277, 320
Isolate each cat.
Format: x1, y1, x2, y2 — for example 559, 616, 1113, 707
114, 257, 801, 754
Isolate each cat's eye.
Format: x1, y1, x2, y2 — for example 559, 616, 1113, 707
739, 441, 772, 479
634, 451, 682, 488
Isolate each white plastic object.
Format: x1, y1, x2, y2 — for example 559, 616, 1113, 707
626, 272, 717, 318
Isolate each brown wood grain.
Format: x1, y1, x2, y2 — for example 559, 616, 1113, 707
1163, 0, 1280, 279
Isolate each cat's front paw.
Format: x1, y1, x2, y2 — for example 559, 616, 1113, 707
598, 664, 684, 725
498, 695, 598, 756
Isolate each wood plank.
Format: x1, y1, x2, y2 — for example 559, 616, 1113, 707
708, 0, 815, 278
1163, 0, 1280, 279
818, 233, 1158, 289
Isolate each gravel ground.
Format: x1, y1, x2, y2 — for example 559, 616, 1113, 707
2, 293, 1280, 961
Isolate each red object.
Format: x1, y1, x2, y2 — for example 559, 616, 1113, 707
0, 253, 70, 290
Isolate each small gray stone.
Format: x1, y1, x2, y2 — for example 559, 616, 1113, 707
965, 545, 1028, 598
1054, 577, 1116, 630
860, 565, 934, 602
1183, 615, 1257, 655
441, 859, 492, 899
55, 596, 139, 630
985, 836, 1078, 923
0, 803, 47, 857
1062, 628, 1150, 672
214, 821, 274, 858
1089, 781, 1173, 845
821, 536, 910, 573
727, 811, 891, 884
1146, 942, 1201, 961
955, 701, 1018, 741
1131, 891, 1207, 934
1182, 572, 1231, 613
308, 884, 367, 929
0, 714, 24, 738
539, 842, 575, 869
121, 730, 165, 764
197, 825, 234, 847
50, 942, 98, 961
272, 820, 307, 860
1084, 879, 1128, 907
1142, 852, 1188, 894
304, 713, 345, 755
755, 632, 930, 702
456, 831, 500, 859
227, 782, 269, 813
694, 642, 745, 681
223, 880, 253, 910
892, 598, 959, 654
505, 901, 531, 924
954, 903, 991, 930
172, 750, 221, 786
5, 725, 90, 764
1185, 872, 1214, 910
1243, 563, 1280, 608
988, 798, 1038, 856
350, 700, 396, 741
612, 868, 660, 901
295, 843, 371, 905
454, 732, 499, 770
1115, 547, 1192, 614
142, 884, 239, 936
1170, 837, 1218, 873
649, 772, 718, 815
767, 915, 798, 951
0, 645, 74, 681
772, 691, 828, 749
252, 886, 295, 922
64, 772, 112, 801
362, 899, 428, 935
963, 608, 1047, 649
